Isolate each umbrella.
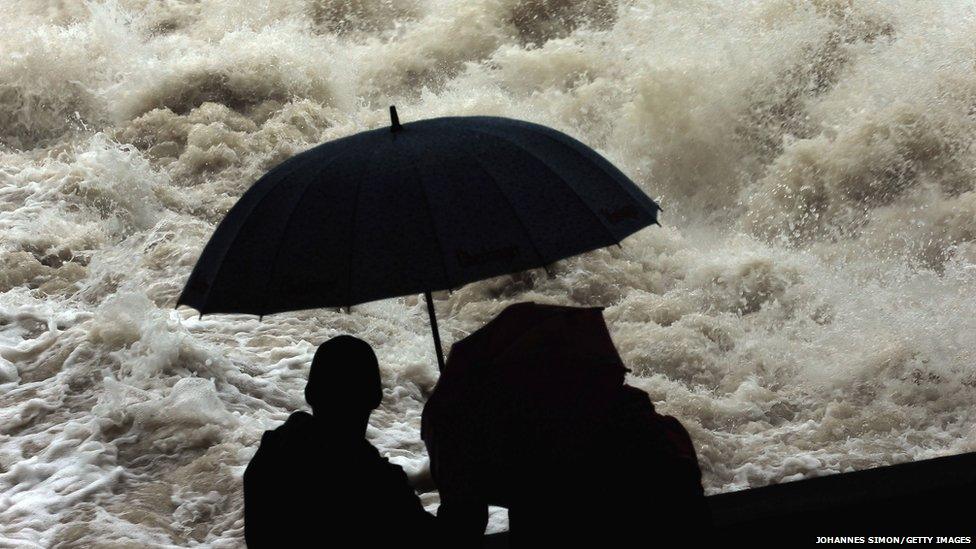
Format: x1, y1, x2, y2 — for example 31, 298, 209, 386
430, 302, 626, 398
177, 107, 659, 369
422, 302, 708, 544
421, 302, 628, 507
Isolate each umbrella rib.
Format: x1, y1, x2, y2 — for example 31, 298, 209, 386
258, 148, 356, 316
525, 125, 660, 218
343, 146, 381, 307
458, 140, 551, 268
192, 152, 324, 313
466, 127, 622, 247
400, 137, 454, 290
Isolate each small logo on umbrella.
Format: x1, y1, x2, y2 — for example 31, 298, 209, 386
602, 205, 639, 224
457, 246, 520, 267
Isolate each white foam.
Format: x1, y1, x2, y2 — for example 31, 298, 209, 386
2, 0, 976, 545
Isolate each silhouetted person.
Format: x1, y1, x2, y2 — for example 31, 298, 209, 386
423, 303, 709, 547
431, 385, 708, 547
243, 335, 438, 548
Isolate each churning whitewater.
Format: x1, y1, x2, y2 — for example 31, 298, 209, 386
2, 0, 976, 546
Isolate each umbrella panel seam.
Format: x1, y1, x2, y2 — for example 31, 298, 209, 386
464, 127, 623, 249
260, 147, 362, 315
188, 151, 328, 313
344, 145, 382, 307
457, 134, 551, 269
522, 125, 660, 218
398, 135, 455, 291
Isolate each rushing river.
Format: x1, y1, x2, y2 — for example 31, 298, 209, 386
2, 0, 976, 546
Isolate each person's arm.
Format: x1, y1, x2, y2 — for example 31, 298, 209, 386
377, 458, 443, 540
243, 431, 278, 548
405, 461, 438, 493
426, 428, 489, 546
437, 497, 489, 548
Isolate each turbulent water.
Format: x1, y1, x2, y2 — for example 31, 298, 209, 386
2, 0, 976, 546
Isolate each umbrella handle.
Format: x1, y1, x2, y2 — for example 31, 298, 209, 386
425, 290, 446, 371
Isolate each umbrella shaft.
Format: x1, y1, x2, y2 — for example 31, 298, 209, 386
425, 291, 446, 371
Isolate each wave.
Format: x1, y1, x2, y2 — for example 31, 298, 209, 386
2, 0, 975, 545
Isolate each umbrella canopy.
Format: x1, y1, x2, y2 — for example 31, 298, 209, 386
177, 107, 659, 368
432, 302, 626, 394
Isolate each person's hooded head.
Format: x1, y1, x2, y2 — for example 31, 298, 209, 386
305, 335, 382, 428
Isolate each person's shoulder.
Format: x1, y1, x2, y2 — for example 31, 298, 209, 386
283, 410, 314, 426
277, 410, 314, 432
258, 411, 315, 447
617, 384, 656, 413
616, 386, 701, 463
360, 440, 395, 466
361, 442, 409, 478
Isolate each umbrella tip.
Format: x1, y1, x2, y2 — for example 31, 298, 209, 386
389, 105, 402, 132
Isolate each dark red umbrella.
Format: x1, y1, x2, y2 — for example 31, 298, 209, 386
422, 302, 628, 507
423, 302, 708, 546
432, 302, 626, 401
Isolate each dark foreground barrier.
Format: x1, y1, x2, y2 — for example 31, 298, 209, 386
483, 451, 976, 547
709, 451, 976, 542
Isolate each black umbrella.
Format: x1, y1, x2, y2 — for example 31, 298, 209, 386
177, 107, 659, 369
